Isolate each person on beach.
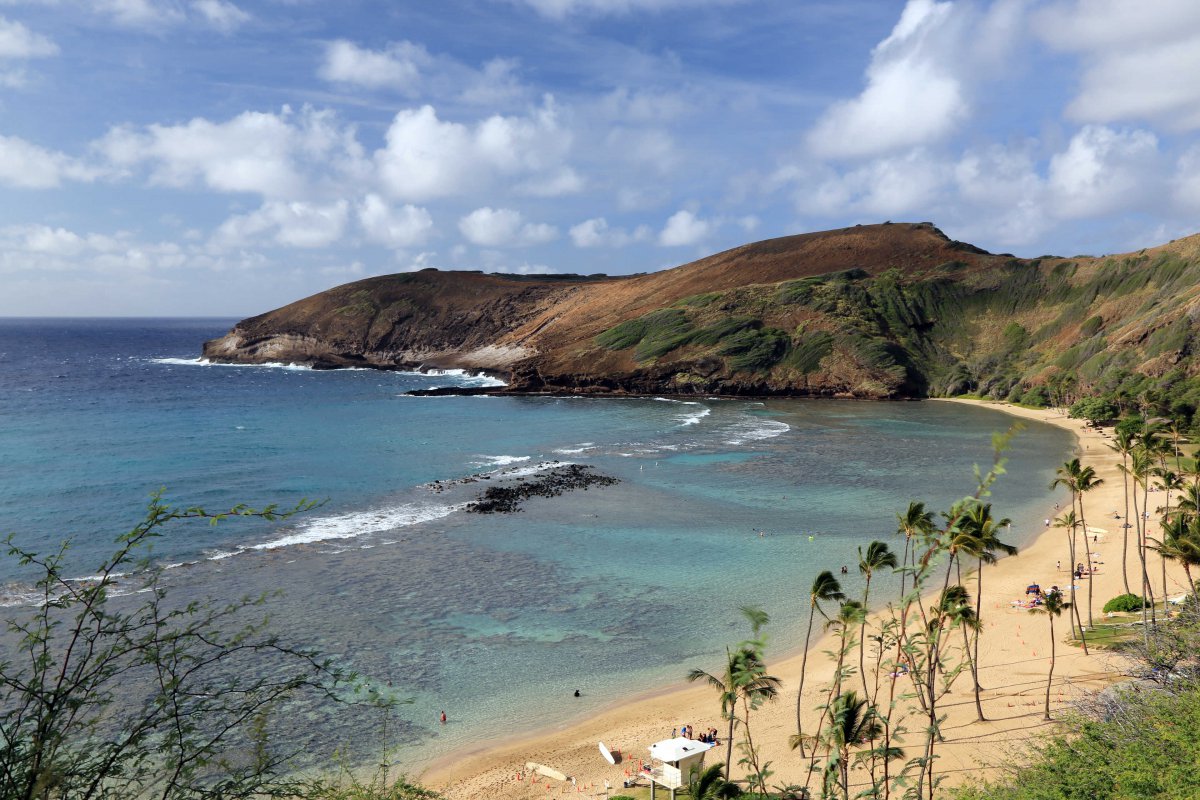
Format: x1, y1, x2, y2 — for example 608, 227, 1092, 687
573, 689, 580, 697
439, 710, 447, 724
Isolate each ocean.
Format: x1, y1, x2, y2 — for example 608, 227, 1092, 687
0, 318, 1076, 768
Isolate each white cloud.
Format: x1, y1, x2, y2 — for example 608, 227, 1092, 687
357, 194, 433, 248
0, 223, 186, 274
213, 199, 350, 249
792, 148, 951, 218
1046, 125, 1161, 218
190, 0, 249, 33
0, 15, 57, 59
0, 135, 97, 188
1036, 2, 1200, 130
95, 106, 365, 198
569, 217, 650, 248
319, 39, 425, 92
807, 0, 964, 159
374, 98, 576, 201
507, 0, 738, 20
458, 207, 557, 247
658, 209, 710, 246
807, 0, 1027, 160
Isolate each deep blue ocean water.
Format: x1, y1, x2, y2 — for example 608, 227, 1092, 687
0, 318, 1076, 767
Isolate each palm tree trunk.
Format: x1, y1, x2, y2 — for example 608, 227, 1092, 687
1066, 501, 1088, 653
725, 708, 735, 782
1143, 479, 1158, 627
1044, 615, 1055, 721
973, 557, 986, 721
796, 604, 816, 756
1162, 490, 1172, 619
1184, 563, 1196, 596
1122, 453, 1132, 594
1135, 487, 1151, 645
1079, 497, 1095, 627
900, 534, 911, 598
860, 576, 873, 701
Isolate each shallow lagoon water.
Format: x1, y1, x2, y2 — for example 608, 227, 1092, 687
0, 318, 1076, 766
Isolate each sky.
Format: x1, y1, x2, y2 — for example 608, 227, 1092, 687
3, 0, 1200, 316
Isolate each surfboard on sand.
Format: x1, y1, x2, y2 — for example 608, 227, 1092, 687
526, 762, 568, 782
599, 741, 616, 765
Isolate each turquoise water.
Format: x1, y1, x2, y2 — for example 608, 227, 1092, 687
0, 319, 1076, 766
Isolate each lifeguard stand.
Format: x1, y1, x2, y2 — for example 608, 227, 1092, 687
646, 737, 716, 799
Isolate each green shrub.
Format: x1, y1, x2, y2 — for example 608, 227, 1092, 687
1019, 386, 1050, 407
1103, 593, 1145, 613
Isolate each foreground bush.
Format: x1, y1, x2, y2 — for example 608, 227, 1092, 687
952, 684, 1200, 800
1102, 593, 1145, 612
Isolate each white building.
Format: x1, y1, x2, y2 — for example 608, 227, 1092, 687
646, 737, 717, 799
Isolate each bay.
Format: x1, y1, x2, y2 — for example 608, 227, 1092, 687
0, 318, 1075, 767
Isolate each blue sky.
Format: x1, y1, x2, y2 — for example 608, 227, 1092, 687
2, 0, 1200, 316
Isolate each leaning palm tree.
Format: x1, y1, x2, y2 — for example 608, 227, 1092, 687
688, 607, 780, 783
896, 502, 936, 597
1029, 588, 1069, 721
857, 541, 897, 699
1109, 428, 1136, 593
1051, 459, 1104, 626
688, 647, 743, 782
795, 571, 844, 755
1053, 510, 1088, 653
957, 503, 1015, 720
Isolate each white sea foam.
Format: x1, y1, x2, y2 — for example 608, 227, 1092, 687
474, 454, 531, 467
724, 418, 790, 445
152, 357, 317, 371
250, 502, 462, 550
675, 407, 711, 427
498, 461, 575, 479
151, 358, 507, 386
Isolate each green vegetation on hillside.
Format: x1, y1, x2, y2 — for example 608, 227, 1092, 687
591, 246, 1200, 414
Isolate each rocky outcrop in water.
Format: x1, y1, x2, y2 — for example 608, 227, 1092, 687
464, 465, 619, 514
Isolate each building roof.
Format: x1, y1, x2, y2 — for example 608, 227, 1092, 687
648, 737, 717, 763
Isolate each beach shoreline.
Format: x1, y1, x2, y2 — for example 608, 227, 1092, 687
419, 398, 1188, 798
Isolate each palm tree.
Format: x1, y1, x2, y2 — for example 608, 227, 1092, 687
1053, 510, 1088, 653
1155, 468, 1184, 617
795, 571, 844, 755
1150, 516, 1200, 596
688, 763, 743, 799
814, 691, 884, 800
957, 503, 1015, 720
857, 541, 897, 698
1051, 459, 1104, 626
1029, 589, 1069, 721
1109, 428, 1136, 594
896, 502, 936, 598
1129, 446, 1157, 629
687, 645, 778, 783
805, 601, 865, 784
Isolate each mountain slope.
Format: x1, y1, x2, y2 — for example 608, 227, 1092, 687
203, 222, 1200, 409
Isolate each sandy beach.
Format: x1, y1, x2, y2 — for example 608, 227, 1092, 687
421, 399, 1188, 798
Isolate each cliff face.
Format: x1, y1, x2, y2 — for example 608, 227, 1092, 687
203, 222, 1200, 401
